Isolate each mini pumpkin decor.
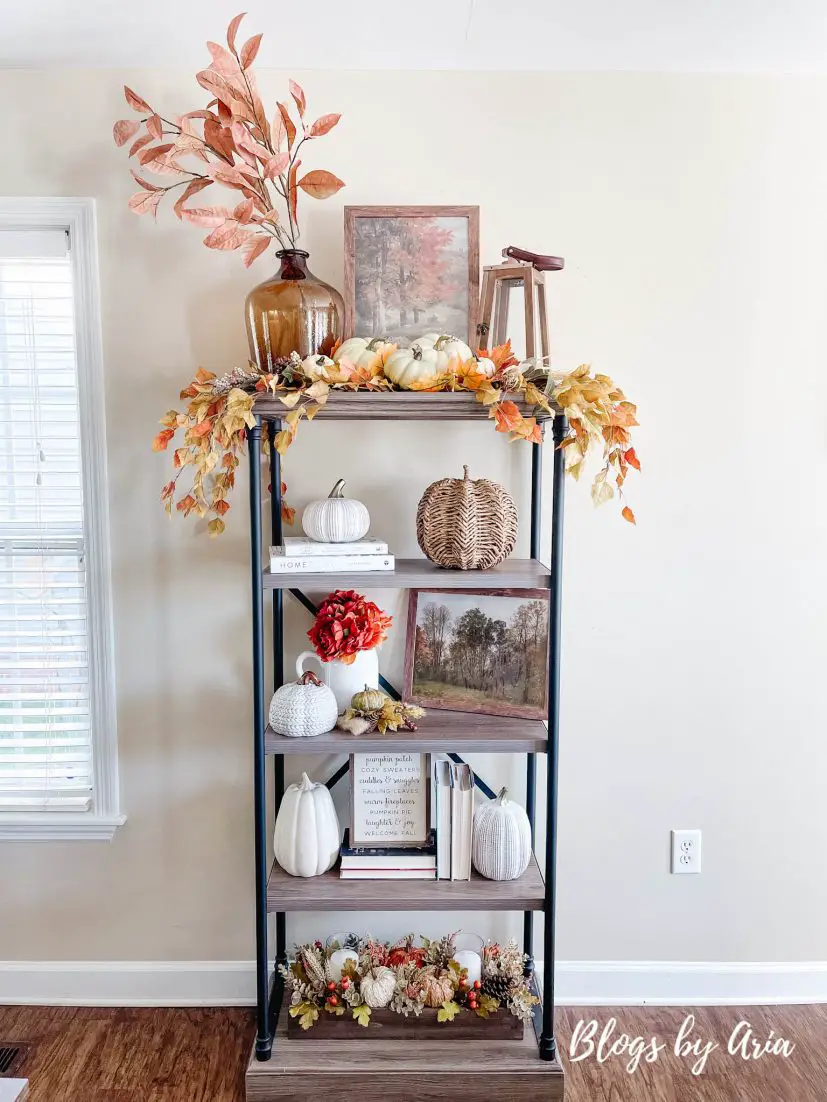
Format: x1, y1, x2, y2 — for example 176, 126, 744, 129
471, 787, 532, 882
300, 354, 336, 382
274, 772, 340, 878
359, 966, 396, 1008
418, 968, 455, 1008
302, 479, 370, 543
268, 670, 338, 739
383, 344, 441, 390
416, 465, 518, 570
351, 684, 388, 712
414, 332, 474, 367
334, 336, 394, 374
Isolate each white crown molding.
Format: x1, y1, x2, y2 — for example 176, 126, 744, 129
1, 960, 827, 1007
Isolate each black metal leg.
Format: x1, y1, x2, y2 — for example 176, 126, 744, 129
249, 420, 272, 1060
268, 422, 287, 973
540, 413, 566, 1062
525, 437, 542, 967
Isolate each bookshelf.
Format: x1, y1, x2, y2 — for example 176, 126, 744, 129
245, 391, 566, 1100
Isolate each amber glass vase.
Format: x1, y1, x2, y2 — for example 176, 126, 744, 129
244, 249, 344, 370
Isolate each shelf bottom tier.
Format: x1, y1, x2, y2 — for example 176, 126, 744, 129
246, 1019, 564, 1101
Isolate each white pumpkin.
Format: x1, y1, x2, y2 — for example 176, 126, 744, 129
384, 344, 441, 390
274, 772, 340, 878
474, 355, 497, 377
268, 669, 338, 738
333, 336, 393, 373
302, 479, 370, 543
300, 353, 335, 381
414, 332, 474, 369
471, 787, 532, 882
360, 966, 396, 1008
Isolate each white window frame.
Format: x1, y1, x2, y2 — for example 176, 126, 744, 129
0, 197, 123, 840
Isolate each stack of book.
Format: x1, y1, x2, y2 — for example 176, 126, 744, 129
433, 758, 474, 881
269, 537, 394, 575
339, 828, 436, 880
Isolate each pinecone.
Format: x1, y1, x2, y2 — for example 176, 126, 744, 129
482, 971, 513, 1003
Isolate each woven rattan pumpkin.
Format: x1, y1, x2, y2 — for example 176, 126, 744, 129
416, 465, 517, 570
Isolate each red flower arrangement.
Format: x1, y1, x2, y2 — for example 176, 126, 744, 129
307, 590, 392, 665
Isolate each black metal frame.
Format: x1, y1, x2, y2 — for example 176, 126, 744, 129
248, 409, 567, 1063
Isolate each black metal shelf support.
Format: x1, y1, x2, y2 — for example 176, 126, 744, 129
249, 407, 566, 1065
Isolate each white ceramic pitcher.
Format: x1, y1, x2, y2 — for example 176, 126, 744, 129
295, 648, 380, 713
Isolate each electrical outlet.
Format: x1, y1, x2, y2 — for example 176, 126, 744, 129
671, 829, 702, 874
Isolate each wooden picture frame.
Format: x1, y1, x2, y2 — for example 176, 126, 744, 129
343, 205, 480, 345
349, 752, 431, 848
404, 588, 551, 721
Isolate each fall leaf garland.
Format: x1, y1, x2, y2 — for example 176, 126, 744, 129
153, 345, 640, 534
114, 13, 344, 255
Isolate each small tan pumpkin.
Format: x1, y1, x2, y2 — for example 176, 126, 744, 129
360, 966, 396, 1008
416, 465, 518, 570
419, 969, 455, 1008
351, 684, 388, 712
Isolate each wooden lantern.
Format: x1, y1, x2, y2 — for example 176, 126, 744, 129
477, 246, 564, 365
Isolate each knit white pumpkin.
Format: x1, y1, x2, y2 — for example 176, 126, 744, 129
471, 787, 532, 881
268, 669, 337, 738
360, 966, 396, 1008
301, 479, 370, 543
274, 772, 340, 878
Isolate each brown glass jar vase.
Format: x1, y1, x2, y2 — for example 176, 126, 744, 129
244, 249, 344, 370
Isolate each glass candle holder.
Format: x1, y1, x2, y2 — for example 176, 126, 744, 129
451, 932, 484, 985
326, 931, 360, 980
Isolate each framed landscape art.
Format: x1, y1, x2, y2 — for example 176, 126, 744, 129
404, 588, 550, 720
344, 205, 480, 344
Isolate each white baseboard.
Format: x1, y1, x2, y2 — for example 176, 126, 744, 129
1, 960, 827, 1007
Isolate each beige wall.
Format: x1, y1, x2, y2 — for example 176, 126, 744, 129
1, 67, 826, 965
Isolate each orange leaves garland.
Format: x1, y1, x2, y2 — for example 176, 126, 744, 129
113, 13, 344, 255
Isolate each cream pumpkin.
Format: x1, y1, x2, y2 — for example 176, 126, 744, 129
360, 966, 396, 1008
384, 344, 442, 389
471, 786, 532, 881
268, 670, 338, 738
300, 353, 336, 381
274, 772, 340, 878
301, 479, 370, 543
414, 332, 474, 369
333, 336, 394, 374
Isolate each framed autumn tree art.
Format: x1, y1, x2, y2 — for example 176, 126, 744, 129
344, 206, 480, 344
404, 588, 550, 720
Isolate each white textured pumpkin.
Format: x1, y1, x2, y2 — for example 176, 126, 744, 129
300, 353, 335, 381
471, 787, 532, 881
414, 332, 474, 368
302, 479, 370, 543
274, 772, 340, 878
384, 344, 441, 390
268, 669, 337, 738
360, 966, 396, 1008
474, 355, 497, 377
334, 336, 393, 373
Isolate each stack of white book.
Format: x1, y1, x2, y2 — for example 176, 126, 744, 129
269, 537, 394, 575
433, 757, 474, 880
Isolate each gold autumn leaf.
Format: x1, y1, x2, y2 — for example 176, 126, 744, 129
437, 1000, 461, 1024
523, 381, 552, 412
303, 403, 321, 421
277, 391, 302, 409
289, 1002, 319, 1031
281, 501, 296, 526
274, 430, 293, 456
591, 478, 614, 507
152, 429, 175, 451
284, 408, 304, 429
454, 358, 489, 392
208, 517, 226, 537
492, 400, 523, 433
352, 1003, 371, 1028
304, 380, 330, 404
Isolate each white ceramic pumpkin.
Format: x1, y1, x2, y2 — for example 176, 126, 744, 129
274, 772, 340, 878
333, 336, 393, 373
268, 669, 338, 738
414, 332, 474, 369
474, 355, 497, 377
471, 787, 532, 881
384, 344, 441, 390
300, 353, 335, 381
301, 479, 370, 543
360, 966, 396, 1008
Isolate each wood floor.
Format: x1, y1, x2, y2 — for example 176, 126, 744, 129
0, 1003, 823, 1101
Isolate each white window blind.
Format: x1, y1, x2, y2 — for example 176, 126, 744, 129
0, 227, 93, 813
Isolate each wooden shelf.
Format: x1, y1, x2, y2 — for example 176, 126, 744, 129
267, 854, 545, 912
264, 556, 550, 591
246, 1018, 564, 1100
253, 389, 556, 422
266, 709, 547, 755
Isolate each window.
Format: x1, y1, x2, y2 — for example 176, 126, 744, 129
0, 199, 121, 840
